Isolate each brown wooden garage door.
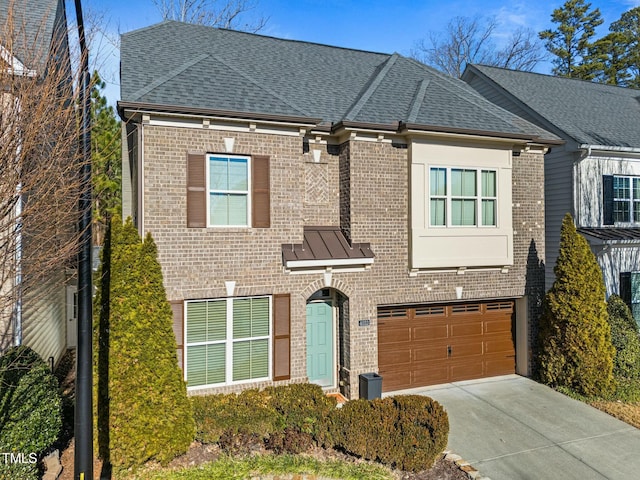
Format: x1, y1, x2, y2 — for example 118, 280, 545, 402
378, 301, 515, 392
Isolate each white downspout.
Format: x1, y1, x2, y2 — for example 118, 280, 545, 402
14, 180, 23, 346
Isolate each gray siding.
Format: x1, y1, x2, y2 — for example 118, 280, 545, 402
544, 145, 575, 290
22, 270, 67, 365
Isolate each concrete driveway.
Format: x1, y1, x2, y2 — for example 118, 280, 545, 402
402, 375, 640, 480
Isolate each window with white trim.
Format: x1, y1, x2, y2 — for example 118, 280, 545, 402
429, 167, 497, 227
208, 154, 250, 226
613, 176, 640, 223
185, 296, 270, 388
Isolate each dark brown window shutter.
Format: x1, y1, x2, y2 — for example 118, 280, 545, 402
272, 293, 290, 381
187, 153, 206, 227
252, 155, 270, 228
170, 300, 185, 370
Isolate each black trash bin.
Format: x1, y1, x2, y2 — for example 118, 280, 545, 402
359, 372, 382, 400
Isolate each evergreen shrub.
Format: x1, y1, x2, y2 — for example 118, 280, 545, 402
94, 218, 194, 473
331, 395, 448, 472
265, 383, 336, 446
607, 294, 640, 380
537, 213, 615, 397
192, 384, 334, 454
191, 389, 281, 446
0, 346, 62, 480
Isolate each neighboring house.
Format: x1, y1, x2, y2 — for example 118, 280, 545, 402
0, 0, 74, 365
463, 65, 640, 323
119, 21, 559, 398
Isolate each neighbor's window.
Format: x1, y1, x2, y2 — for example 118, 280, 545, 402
185, 296, 270, 388
208, 155, 250, 226
613, 176, 640, 223
430, 167, 497, 227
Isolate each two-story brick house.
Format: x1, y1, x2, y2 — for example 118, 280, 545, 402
119, 21, 559, 398
464, 65, 640, 324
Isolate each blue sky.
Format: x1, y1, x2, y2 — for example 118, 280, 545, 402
79, 0, 640, 105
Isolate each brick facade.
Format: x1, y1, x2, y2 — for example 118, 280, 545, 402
137, 121, 546, 398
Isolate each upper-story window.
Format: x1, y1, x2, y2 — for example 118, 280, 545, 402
208, 155, 250, 226
186, 152, 270, 229
429, 167, 497, 227
613, 176, 640, 223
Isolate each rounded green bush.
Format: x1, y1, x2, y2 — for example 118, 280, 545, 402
332, 395, 449, 472
265, 383, 336, 446
0, 345, 62, 480
192, 390, 281, 446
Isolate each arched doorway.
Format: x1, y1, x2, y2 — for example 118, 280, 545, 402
306, 288, 348, 390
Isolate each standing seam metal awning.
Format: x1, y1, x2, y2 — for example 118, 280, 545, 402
281, 226, 375, 270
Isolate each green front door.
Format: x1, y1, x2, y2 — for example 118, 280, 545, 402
306, 301, 334, 387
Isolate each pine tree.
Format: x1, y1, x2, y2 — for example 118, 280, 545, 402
91, 71, 122, 245
608, 7, 640, 88
586, 32, 632, 86
539, 0, 603, 79
537, 213, 615, 397
94, 218, 194, 472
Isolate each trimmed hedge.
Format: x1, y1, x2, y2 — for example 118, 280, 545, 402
331, 395, 449, 472
192, 389, 282, 448
265, 383, 336, 446
192, 385, 449, 472
192, 384, 336, 454
0, 346, 62, 480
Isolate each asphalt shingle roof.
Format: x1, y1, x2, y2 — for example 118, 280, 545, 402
0, 0, 64, 71
121, 21, 558, 141
468, 64, 640, 148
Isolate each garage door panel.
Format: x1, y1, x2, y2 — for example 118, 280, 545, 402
450, 361, 484, 382
413, 364, 449, 386
450, 321, 483, 338
413, 344, 449, 362
378, 324, 411, 343
378, 300, 515, 391
485, 318, 512, 334
378, 347, 411, 367
380, 367, 411, 391
413, 324, 448, 341
485, 356, 516, 376
484, 338, 515, 355
450, 341, 483, 358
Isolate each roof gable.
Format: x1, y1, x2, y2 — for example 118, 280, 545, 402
465, 64, 640, 148
0, 0, 66, 73
121, 21, 558, 142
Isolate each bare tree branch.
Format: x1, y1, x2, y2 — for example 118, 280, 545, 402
0, 4, 87, 351
152, 0, 268, 32
411, 15, 545, 77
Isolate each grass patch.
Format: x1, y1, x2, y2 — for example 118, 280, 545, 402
589, 401, 640, 429
555, 378, 640, 430
134, 453, 394, 480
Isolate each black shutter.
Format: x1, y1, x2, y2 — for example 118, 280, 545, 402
603, 175, 614, 225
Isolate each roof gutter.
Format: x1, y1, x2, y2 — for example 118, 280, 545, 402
399, 122, 563, 145
117, 101, 323, 126
579, 144, 640, 158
